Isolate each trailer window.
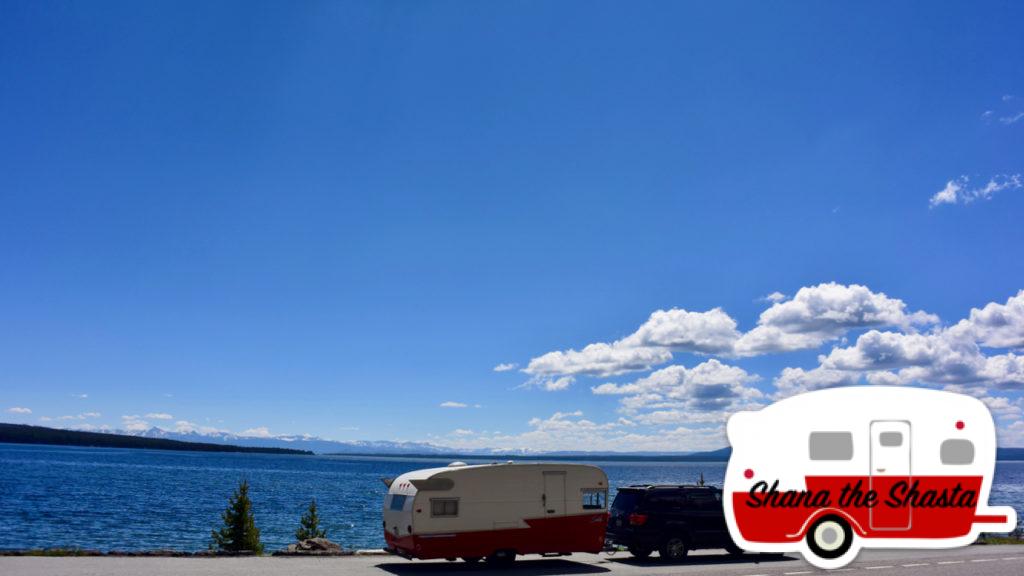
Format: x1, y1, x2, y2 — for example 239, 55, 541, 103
941, 439, 974, 465
582, 489, 607, 510
389, 494, 407, 511
809, 431, 853, 460
430, 498, 458, 517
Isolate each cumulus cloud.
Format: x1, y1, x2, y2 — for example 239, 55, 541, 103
619, 308, 742, 353
525, 342, 672, 378
440, 401, 468, 408
592, 359, 762, 425
145, 412, 173, 420
735, 283, 937, 355
493, 363, 518, 372
521, 283, 939, 378
930, 174, 1022, 207
773, 367, 862, 398
761, 292, 787, 303
6, 407, 31, 414
965, 290, 1024, 349
820, 324, 1024, 390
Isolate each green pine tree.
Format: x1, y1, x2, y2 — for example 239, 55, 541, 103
211, 479, 264, 554
295, 498, 327, 540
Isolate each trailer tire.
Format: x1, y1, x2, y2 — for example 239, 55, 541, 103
725, 543, 745, 556
462, 557, 482, 563
806, 515, 853, 560
659, 535, 689, 562
486, 549, 516, 565
628, 546, 652, 559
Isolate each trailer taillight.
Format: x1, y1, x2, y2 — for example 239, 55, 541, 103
628, 513, 648, 526
956, 420, 965, 430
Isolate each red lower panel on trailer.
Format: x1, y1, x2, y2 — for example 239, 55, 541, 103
385, 512, 608, 559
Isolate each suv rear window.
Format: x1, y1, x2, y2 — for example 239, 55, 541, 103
611, 490, 642, 512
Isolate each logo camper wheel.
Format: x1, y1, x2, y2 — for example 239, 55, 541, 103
806, 515, 854, 560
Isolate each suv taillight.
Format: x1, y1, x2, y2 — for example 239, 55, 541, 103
628, 513, 648, 526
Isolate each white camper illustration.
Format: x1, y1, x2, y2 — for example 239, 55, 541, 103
724, 386, 1016, 569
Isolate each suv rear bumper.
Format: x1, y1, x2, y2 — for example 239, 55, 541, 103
606, 528, 662, 550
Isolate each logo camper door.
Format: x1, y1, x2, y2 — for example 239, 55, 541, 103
869, 421, 911, 530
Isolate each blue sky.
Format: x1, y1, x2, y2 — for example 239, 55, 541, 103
2, 1, 1023, 451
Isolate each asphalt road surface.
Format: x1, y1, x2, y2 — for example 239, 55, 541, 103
3, 546, 1022, 576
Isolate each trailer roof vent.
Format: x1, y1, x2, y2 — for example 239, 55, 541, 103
448, 461, 467, 467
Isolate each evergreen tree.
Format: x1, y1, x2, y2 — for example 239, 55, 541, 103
295, 498, 327, 540
211, 479, 263, 554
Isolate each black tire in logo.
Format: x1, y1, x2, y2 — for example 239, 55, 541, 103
805, 514, 853, 560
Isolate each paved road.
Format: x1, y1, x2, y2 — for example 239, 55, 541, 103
3, 546, 1022, 576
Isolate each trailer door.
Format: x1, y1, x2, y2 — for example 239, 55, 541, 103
869, 420, 911, 530
543, 471, 566, 516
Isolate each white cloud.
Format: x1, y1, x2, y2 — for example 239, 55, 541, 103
773, 367, 862, 398
240, 426, 273, 438
525, 341, 673, 378
438, 410, 728, 453
120, 415, 150, 432
57, 412, 102, 421
493, 363, 518, 372
592, 359, 762, 425
521, 283, 938, 378
172, 420, 228, 435
145, 412, 174, 420
930, 174, 1022, 207
735, 283, 937, 355
965, 290, 1024, 349
761, 292, 787, 303
440, 401, 468, 408
6, 407, 31, 414
820, 323, 1024, 390
1000, 112, 1024, 125
71, 393, 88, 399
620, 308, 742, 353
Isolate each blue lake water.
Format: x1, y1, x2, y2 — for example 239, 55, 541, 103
0, 443, 1021, 552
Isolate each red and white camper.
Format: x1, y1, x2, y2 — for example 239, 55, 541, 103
724, 386, 1017, 569
382, 462, 609, 563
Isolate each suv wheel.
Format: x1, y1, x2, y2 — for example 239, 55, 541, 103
659, 535, 688, 562
628, 546, 652, 559
806, 515, 853, 560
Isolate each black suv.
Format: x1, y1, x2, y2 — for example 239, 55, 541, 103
606, 484, 742, 561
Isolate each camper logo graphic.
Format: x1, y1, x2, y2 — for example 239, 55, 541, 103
723, 386, 1017, 569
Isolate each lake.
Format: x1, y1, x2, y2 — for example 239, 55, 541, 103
1, 443, 1021, 552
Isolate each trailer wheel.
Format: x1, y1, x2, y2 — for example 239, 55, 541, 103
462, 557, 482, 563
659, 535, 688, 562
806, 515, 853, 560
628, 546, 652, 559
486, 549, 516, 565
725, 543, 745, 556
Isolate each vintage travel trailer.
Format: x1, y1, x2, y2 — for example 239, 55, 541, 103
382, 462, 609, 563
724, 386, 1017, 569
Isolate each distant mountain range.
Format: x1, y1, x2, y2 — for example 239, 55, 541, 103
5, 422, 1023, 461
0, 423, 311, 455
